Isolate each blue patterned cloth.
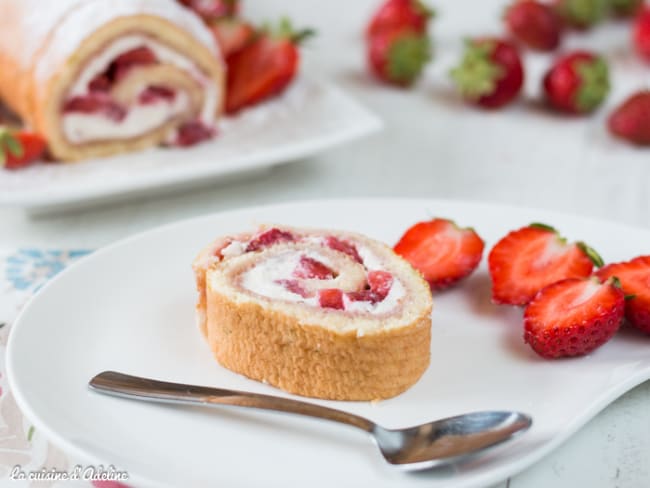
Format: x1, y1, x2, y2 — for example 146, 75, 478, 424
0, 248, 94, 486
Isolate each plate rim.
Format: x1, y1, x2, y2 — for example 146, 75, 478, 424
0, 80, 382, 209
6, 197, 650, 488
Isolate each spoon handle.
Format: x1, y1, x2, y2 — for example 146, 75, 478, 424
89, 371, 376, 433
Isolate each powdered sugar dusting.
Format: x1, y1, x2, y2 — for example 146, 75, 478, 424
33, 0, 219, 82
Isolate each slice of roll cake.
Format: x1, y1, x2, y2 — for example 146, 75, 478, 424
193, 226, 433, 401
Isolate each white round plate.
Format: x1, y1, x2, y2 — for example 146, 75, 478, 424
7, 199, 650, 488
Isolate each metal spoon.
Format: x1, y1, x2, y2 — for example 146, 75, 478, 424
89, 371, 532, 471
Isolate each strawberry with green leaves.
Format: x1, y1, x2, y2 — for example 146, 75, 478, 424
367, 26, 431, 86
366, 0, 434, 38
451, 38, 524, 109
543, 51, 610, 114
554, 0, 608, 29
596, 256, 650, 333
524, 277, 625, 359
394, 218, 485, 290
488, 223, 602, 306
608, 91, 650, 145
225, 19, 314, 114
505, 0, 563, 52
0, 127, 46, 170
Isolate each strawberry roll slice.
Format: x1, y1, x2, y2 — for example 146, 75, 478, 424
0, 0, 224, 161
193, 226, 433, 401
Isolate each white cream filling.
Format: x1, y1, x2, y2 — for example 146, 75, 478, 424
64, 34, 218, 143
240, 245, 405, 315
63, 92, 189, 143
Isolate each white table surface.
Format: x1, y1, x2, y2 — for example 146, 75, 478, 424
2, 0, 649, 487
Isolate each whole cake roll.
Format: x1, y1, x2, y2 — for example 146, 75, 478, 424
193, 226, 433, 401
0, 0, 225, 161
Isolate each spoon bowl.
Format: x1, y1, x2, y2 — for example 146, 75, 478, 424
89, 371, 532, 471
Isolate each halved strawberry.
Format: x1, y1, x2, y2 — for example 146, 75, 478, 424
225, 19, 314, 114
0, 128, 47, 170
209, 18, 255, 58
293, 256, 336, 280
319, 289, 344, 310
488, 223, 602, 305
596, 256, 650, 333
524, 277, 625, 359
393, 218, 485, 290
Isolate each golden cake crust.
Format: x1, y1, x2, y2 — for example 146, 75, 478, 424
205, 282, 432, 401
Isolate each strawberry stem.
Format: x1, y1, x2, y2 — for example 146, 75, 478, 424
450, 40, 503, 100
529, 222, 557, 233
266, 17, 316, 44
577, 241, 605, 267
0, 127, 24, 167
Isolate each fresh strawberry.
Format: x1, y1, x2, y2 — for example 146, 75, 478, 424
324, 236, 363, 263
366, 0, 434, 38
293, 256, 336, 280
225, 19, 314, 114
450, 38, 524, 109
179, 0, 239, 21
246, 228, 295, 252
523, 277, 625, 359
319, 289, 344, 310
543, 51, 610, 114
394, 218, 485, 290
174, 120, 216, 147
63, 94, 127, 121
554, 0, 607, 29
209, 18, 255, 58
633, 6, 650, 61
610, 0, 643, 17
367, 26, 431, 86
596, 256, 650, 333
608, 91, 650, 145
505, 0, 563, 52
488, 223, 602, 306
0, 128, 46, 170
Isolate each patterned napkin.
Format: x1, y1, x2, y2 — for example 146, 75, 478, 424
0, 249, 130, 487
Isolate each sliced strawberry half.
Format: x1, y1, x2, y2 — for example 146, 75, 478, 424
225, 19, 314, 114
245, 228, 295, 252
394, 218, 485, 290
524, 277, 625, 359
596, 255, 650, 333
293, 256, 336, 280
489, 223, 602, 306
